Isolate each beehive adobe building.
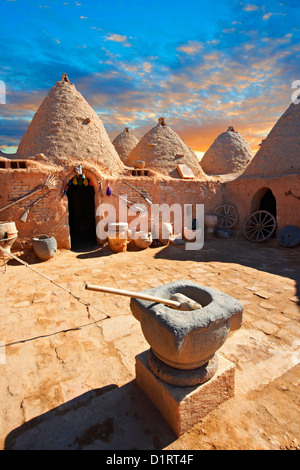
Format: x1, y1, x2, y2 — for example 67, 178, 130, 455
127, 117, 206, 179
112, 127, 139, 167
200, 126, 254, 177
0, 74, 299, 250
226, 98, 300, 235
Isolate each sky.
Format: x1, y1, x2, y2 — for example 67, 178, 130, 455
0, 0, 300, 158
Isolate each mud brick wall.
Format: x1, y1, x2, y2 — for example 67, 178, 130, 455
225, 174, 300, 232
0, 169, 70, 249
8, 182, 57, 223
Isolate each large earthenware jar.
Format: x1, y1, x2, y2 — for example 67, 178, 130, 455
32, 235, 57, 261
107, 222, 131, 253
133, 231, 153, 249
0, 221, 18, 259
204, 215, 218, 233
153, 222, 173, 245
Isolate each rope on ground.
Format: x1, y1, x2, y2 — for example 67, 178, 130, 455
0, 246, 111, 320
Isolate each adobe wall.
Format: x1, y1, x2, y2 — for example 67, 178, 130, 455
0, 165, 223, 250
225, 174, 300, 233
0, 161, 118, 250
2, 160, 298, 251
0, 166, 70, 250
99, 176, 223, 235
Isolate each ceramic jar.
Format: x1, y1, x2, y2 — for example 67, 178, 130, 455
32, 235, 57, 260
107, 222, 131, 253
0, 221, 18, 259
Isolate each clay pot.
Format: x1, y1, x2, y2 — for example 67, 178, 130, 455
32, 235, 57, 261
204, 215, 218, 233
153, 222, 173, 245
133, 231, 153, 249
107, 223, 131, 253
0, 221, 18, 259
183, 226, 202, 241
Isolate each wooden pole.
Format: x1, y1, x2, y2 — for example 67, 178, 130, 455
85, 283, 180, 308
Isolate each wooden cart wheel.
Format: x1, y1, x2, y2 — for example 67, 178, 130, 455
242, 210, 276, 242
213, 203, 238, 229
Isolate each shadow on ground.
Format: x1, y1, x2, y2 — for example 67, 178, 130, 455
5, 381, 175, 450
154, 237, 300, 306
74, 243, 112, 259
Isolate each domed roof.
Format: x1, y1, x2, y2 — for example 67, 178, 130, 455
17, 74, 124, 173
127, 118, 205, 178
112, 127, 139, 165
242, 100, 300, 177
201, 127, 254, 176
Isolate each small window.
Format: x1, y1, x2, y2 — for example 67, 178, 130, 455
131, 169, 150, 177
10, 161, 27, 169
0, 161, 6, 169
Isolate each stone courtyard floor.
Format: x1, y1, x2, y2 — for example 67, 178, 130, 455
0, 236, 299, 450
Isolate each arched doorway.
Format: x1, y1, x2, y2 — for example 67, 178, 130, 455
250, 187, 277, 238
259, 188, 277, 219
66, 175, 96, 249
251, 187, 277, 218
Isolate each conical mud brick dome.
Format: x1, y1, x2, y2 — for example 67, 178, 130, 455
242, 100, 300, 177
112, 127, 139, 165
201, 127, 254, 176
128, 118, 205, 178
17, 74, 124, 173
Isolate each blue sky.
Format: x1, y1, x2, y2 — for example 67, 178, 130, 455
1, 0, 300, 156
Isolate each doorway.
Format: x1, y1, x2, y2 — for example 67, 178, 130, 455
66, 175, 96, 249
259, 188, 277, 219
250, 187, 277, 238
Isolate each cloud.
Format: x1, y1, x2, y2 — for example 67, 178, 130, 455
72, 22, 298, 154
243, 4, 260, 12
177, 41, 203, 55
1, 0, 298, 158
222, 28, 235, 34
104, 33, 132, 47
262, 11, 285, 21
0, 116, 31, 148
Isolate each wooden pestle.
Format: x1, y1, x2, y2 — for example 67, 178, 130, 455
85, 284, 202, 311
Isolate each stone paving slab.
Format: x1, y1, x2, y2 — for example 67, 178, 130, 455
0, 238, 299, 450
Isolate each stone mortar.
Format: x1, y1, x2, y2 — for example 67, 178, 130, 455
130, 279, 243, 376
